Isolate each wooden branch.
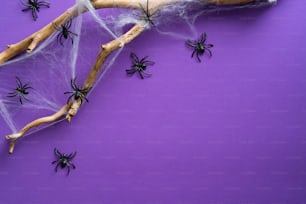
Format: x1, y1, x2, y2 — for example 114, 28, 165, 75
5, 105, 69, 154
1, 0, 263, 154
0, 0, 257, 64
67, 22, 146, 121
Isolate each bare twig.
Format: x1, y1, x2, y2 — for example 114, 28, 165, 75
1, 0, 260, 153
5, 105, 69, 154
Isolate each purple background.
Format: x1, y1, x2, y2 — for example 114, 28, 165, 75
1, 0, 306, 203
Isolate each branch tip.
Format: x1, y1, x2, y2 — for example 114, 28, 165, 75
9, 140, 17, 154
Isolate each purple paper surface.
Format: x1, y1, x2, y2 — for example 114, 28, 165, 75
0, 0, 306, 203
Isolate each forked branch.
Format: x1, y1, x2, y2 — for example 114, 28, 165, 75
2, 0, 261, 153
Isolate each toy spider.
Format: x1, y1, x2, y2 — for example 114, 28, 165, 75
64, 78, 91, 104
137, 0, 158, 27
20, 0, 50, 21
52, 148, 76, 175
126, 52, 155, 79
53, 19, 78, 45
7, 77, 33, 104
186, 32, 214, 62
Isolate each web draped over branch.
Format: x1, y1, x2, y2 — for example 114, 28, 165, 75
0, 0, 276, 151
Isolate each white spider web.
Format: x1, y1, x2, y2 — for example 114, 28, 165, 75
0, 0, 276, 137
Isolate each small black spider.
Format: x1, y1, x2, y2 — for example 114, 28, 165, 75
64, 78, 91, 104
137, 0, 158, 27
7, 77, 33, 104
53, 19, 78, 46
20, 0, 50, 21
52, 148, 76, 175
186, 33, 214, 62
126, 52, 155, 79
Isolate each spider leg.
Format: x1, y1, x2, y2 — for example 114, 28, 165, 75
23, 82, 32, 88
52, 160, 58, 164
196, 52, 202, 62
130, 53, 139, 64
68, 35, 74, 45
126, 69, 137, 75
19, 96, 23, 105
59, 34, 64, 46
138, 3, 146, 17
148, 19, 156, 27
66, 19, 72, 29
84, 87, 92, 93
142, 60, 155, 66
20, 0, 28, 7
68, 151, 77, 160
71, 163, 76, 169
32, 8, 38, 21
56, 32, 62, 44
206, 44, 214, 48
53, 22, 60, 31
206, 48, 212, 57
22, 7, 32, 12
186, 40, 196, 47
7, 92, 18, 97
15, 77, 22, 87
200, 32, 207, 43
83, 96, 89, 103
37, 2, 50, 8
138, 71, 144, 79
55, 162, 60, 172
191, 50, 196, 58
66, 95, 73, 104
23, 85, 33, 90
142, 70, 152, 76
54, 148, 63, 157
22, 95, 31, 102
68, 31, 78, 36
72, 78, 78, 90
64, 91, 73, 95
67, 166, 71, 175
140, 56, 149, 63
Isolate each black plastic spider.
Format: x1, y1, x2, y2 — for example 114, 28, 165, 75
20, 0, 50, 21
53, 19, 78, 45
137, 0, 159, 27
126, 52, 155, 79
52, 148, 76, 175
186, 32, 214, 62
7, 77, 33, 104
64, 78, 91, 104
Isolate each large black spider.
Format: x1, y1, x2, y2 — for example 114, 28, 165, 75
53, 19, 78, 46
52, 148, 76, 175
126, 52, 155, 79
20, 0, 50, 21
186, 32, 214, 62
7, 77, 33, 104
137, 0, 159, 27
64, 78, 91, 104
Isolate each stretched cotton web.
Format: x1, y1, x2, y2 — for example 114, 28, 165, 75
156, 0, 277, 39
0, 0, 277, 138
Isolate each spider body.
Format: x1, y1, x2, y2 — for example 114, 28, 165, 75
138, 0, 158, 27
126, 52, 155, 79
21, 0, 50, 21
64, 78, 91, 104
186, 33, 214, 62
52, 148, 76, 175
7, 77, 33, 104
53, 19, 78, 45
